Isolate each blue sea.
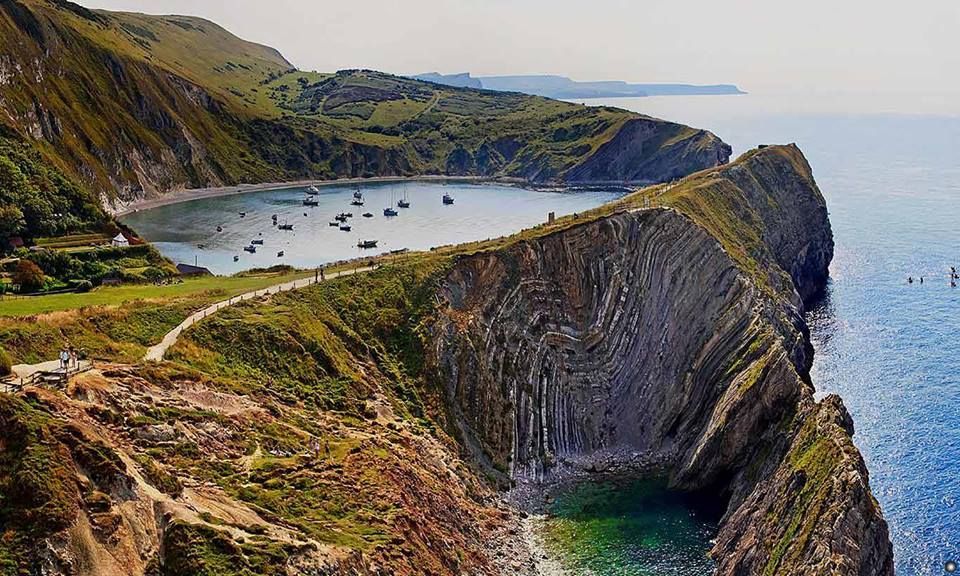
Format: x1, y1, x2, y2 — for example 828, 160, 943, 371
567, 95, 960, 575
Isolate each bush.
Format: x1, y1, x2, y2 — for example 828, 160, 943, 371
0, 346, 11, 376
12, 260, 45, 292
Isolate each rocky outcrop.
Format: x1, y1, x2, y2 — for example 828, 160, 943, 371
564, 117, 732, 184
430, 145, 892, 574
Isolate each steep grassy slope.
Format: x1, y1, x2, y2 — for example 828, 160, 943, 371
0, 0, 730, 209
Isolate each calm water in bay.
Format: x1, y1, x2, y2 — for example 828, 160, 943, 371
121, 182, 622, 275
567, 95, 960, 575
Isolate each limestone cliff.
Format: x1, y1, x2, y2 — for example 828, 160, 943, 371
431, 145, 893, 574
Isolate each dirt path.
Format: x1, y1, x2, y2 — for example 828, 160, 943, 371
143, 266, 374, 362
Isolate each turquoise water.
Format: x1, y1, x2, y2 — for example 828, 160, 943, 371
121, 182, 622, 275
543, 477, 719, 575
580, 95, 960, 575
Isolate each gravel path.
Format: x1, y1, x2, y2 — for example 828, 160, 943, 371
144, 266, 374, 361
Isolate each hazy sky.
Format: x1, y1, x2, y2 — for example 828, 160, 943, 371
78, 0, 960, 110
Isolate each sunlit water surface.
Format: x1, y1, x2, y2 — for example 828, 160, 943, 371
552, 95, 960, 575
121, 182, 622, 275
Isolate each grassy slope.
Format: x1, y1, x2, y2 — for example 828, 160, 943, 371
0, 0, 719, 202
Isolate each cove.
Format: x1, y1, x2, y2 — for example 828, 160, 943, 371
121, 181, 623, 275
540, 477, 720, 575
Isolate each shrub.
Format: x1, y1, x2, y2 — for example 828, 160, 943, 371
12, 260, 44, 292
73, 280, 93, 293
0, 346, 11, 376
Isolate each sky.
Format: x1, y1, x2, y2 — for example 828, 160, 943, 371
77, 0, 960, 113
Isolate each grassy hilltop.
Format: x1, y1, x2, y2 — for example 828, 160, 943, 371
0, 0, 729, 208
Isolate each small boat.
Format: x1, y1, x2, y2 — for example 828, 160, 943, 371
353, 186, 362, 200
351, 199, 364, 206
307, 186, 320, 195
239, 212, 247, 218
344, 212, 354, 218
303, 212, 308, 217
442, 193, 455, 205
303, 197, 319, 207
251, 238, 264, 245
272, 214, 278, 221
335, 214, 348, 222
357, 239, 378, 249
244, 245, 257, 253
397, 198, 410, 208
277, 251, 285, 257
234, 255, 240, 262
363, 212, 373, 218
279, 223, 294, 231
339, 224, 352, 232
217, 225, 223, 232
383, 207, 398, 217
329, 221, 339, 227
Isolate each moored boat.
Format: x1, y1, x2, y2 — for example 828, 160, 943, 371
243, 245, 257, 253
357, 239, 378, 249
339, 223, 352, 231
303, 196, 319, 206
363, 212, 373, 218
279, 223, 294, 231
442, 193, 454, 205
383, 207, 398, 217
251, 238, 264, 245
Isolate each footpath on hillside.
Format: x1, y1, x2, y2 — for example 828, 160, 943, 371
8, 266, 375, 384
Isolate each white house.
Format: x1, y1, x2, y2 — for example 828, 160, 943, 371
111, 233, 129, 248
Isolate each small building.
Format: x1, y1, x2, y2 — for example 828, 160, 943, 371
111, 233, 130, 248
176, 263, 212, 277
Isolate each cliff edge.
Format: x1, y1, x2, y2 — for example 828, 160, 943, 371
431, 145, 892, 574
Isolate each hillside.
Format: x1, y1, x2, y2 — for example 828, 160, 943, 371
0, 0, 730, 211
0, 146, 892, 575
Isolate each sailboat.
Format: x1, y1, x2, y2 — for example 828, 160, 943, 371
384, 186, 399, 216
353, 185, 363, 200
303, 196, 319, 207
442, 192, 455, 205
397, 184, 410, 208
307, 185, 320, 195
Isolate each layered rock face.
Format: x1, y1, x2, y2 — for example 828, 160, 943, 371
431, 145, 893, 574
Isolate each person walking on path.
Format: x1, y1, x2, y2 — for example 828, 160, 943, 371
59, 348, 70, 371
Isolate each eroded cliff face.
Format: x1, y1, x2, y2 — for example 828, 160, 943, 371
563, 117, 732, 184
430, 145, 893, 574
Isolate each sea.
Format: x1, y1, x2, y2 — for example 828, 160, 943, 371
544, 94, 960, 575
124, 93, 960, 575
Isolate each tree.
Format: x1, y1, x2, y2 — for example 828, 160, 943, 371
0, 205, 25, 242
12, 260, 45, 292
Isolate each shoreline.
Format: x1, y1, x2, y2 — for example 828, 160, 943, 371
109, 175, 511, 217
109, 175, 643, 218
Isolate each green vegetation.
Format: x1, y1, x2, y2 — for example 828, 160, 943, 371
0, 346, 10, 376
0, 268, 313, 363
160, 520, 295, 576
0, 268, 311, 317
0, 132, 106, 242
0, 395, 81, 571
170, 259, 449, 416
0, 0, 719, 207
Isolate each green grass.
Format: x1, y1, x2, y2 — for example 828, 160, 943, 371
0, 270, 313, 317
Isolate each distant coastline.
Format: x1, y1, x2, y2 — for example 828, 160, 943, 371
412, 72, 746, 99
